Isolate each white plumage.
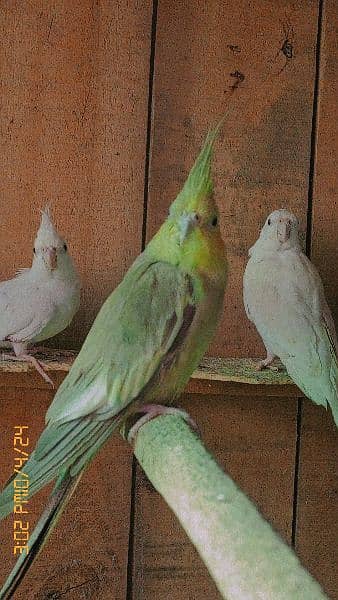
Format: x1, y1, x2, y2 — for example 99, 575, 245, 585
243, 209, 338, 427
0, 208, 81, 385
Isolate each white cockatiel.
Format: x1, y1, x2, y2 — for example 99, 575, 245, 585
244, 208, 338, 427
0, 208, 81, 385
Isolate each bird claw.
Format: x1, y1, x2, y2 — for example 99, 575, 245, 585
255, 360, 280, 372
1, 352, 55, 387
34, 359, 55, 388
127, 404, 200, 445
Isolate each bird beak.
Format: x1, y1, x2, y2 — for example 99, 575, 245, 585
277, 220, 292, 243
45, 247, 57, 270
179, 213, 198, 245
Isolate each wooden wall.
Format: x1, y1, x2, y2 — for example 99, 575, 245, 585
0, 1, 337, 599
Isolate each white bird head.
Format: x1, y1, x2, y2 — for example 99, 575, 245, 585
250, 209, 301, 256
33, 207, 70, 273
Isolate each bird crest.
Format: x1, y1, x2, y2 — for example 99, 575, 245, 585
169, 120, 224, 218
35, 206, 64, 248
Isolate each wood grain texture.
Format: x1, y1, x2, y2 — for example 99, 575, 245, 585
295, 402, 338, 599
130, 393, 298, 599
0, 387, 133, 599
146, 0, 319, 357
0, 0, 152, 349
311, 0, 338, 328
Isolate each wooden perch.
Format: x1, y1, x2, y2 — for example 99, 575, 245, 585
130, 414, 327, 600
0, 350, 301, 397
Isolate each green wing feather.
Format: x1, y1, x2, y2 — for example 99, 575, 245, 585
46, 257, 194, 424
0, 257, 196, 520
1, 472, 84, 599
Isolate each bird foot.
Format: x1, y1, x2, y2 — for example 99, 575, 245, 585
255, 359, 279, 372
1, 353, 55, 388
127, 404, 200, 445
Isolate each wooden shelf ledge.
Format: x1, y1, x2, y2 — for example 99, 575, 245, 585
0, 350, 301, 397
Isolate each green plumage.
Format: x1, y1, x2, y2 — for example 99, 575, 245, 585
169, 123, 221, 217
0, 123, 227, 597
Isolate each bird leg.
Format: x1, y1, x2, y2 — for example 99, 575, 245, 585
256, 351, 279, 372
2, 344, 55, 387
127, 404, 200, 445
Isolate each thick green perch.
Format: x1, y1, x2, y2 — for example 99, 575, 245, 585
132, 415, 328, 600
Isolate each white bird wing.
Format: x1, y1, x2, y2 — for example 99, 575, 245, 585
243, 272, 253, 321
321, 296, 338, 356
245, 252, 330, 358
0, 274, 55, 343
244, 250, 338, 422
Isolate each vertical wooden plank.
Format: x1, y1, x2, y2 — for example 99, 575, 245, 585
0, 1, 152, 595
296, 404, 337, 598
134, 1, 320, 596
146, 0, 319, 357
0, 0, 152, 349
311, 0, 338, 326
131, 394, 298, 599
0, 388, 133, 599
297, 3, 338, 598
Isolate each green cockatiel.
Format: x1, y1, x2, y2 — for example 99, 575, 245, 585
0, 123, 227, 597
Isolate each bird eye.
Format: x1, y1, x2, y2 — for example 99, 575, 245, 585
211, 216, 218, 227
63, 244, 68, 251
33, 247, 36, 254
267, 218, 271, 226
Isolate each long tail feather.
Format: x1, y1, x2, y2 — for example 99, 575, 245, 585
0, 470, 84, 599
0, 417, 121, 521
